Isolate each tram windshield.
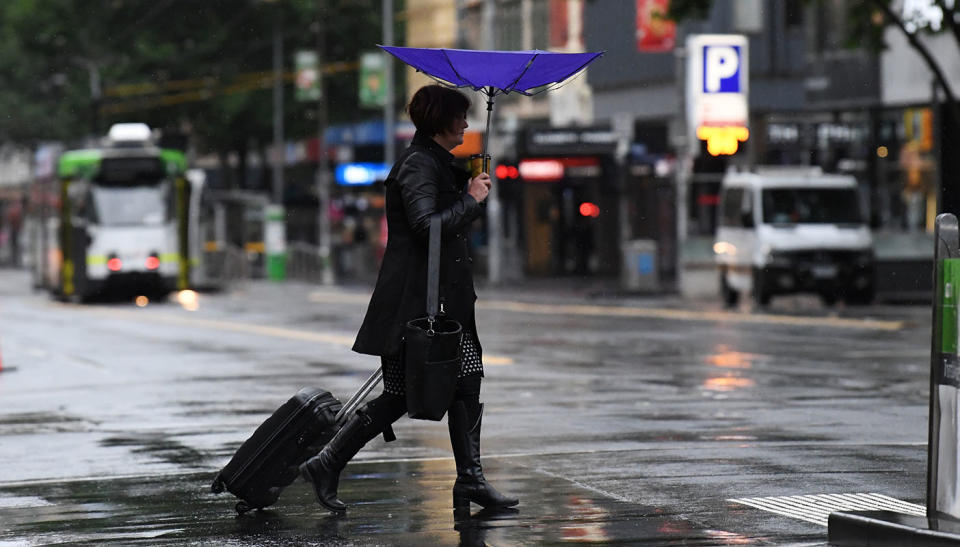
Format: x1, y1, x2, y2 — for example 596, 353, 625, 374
91, 185, 169, 226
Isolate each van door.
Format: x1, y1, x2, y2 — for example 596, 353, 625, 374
717, 186, 756, 292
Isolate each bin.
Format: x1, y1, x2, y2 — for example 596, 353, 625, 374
622, 239, 658, 291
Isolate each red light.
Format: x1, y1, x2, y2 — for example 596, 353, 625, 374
107, 258, 123, 271
495, 165, 520, 179
579, 202, 600, 218
145, 256, 160, 270
697, 194, 720, 206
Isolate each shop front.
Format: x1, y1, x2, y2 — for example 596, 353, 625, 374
515, 126, 621, 277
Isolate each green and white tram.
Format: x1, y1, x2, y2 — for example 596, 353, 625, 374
30, 123, 216, 301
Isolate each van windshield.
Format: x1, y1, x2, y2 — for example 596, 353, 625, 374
761, 188, 862, 225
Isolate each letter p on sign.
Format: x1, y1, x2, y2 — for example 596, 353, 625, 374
703, 45, 741, 93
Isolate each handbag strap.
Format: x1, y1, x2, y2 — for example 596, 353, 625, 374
426, 213, 441, 326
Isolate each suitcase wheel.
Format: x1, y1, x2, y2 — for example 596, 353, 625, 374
235, 501, 252, 515
211, 475, 224, 494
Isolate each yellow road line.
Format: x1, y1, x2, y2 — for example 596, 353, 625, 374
478, 300, 904, 331
59, 303, 514, 365
309, 291, 903, 332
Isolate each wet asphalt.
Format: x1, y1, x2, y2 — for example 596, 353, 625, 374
0, 269, 936, 545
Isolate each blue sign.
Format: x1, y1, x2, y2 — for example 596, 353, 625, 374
702, 44, 741, 93
335, 162, 390, 186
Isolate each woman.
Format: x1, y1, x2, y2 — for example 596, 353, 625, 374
300, 84, 519, 515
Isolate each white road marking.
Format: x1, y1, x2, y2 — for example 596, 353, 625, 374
729, 492, 925, 527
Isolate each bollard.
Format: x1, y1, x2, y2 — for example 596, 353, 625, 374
928, 213, 960, 519
825, 213, 960, 543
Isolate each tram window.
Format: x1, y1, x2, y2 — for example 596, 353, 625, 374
97, 157, 165, 186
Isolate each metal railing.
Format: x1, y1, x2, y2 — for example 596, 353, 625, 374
286, 241, 326, 284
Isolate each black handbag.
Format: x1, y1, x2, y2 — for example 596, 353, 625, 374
404, 214, 463, 421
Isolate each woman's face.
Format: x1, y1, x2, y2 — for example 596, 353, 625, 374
434, 112, 469, 151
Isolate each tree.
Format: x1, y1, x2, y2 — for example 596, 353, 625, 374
0, 0, 398, 188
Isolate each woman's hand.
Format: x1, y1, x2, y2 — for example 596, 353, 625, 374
468, 172, 491, 203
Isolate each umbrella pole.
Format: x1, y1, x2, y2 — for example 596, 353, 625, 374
481, 87, 495, 170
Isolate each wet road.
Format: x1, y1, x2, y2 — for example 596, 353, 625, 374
0, 269, 932, 545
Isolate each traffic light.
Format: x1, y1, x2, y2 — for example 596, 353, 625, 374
495, 164, 520, 180
579, 202, 600, 218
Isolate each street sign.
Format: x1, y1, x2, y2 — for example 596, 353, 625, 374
359, 51, 387, 108
686, 34, 749, 155
295, 50, 321, 102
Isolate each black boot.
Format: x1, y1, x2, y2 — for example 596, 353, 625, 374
300, 396, 400, 513
448, 401, 519, 514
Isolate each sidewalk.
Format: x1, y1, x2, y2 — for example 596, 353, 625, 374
0, 456, 795, 545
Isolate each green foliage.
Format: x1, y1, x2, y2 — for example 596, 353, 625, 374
0, 0, 401, 158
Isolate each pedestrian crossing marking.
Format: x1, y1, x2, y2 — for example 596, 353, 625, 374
729, 493, 925, 527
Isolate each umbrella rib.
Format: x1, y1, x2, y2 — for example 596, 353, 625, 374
440, 49, 478, 90
522, 52, 604, 96
503, 52, 540, 95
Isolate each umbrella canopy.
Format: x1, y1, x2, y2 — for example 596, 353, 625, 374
379, 45, 603, 162
378, 46, 603, 97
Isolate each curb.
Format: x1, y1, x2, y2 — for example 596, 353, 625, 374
828, 510, 960, 546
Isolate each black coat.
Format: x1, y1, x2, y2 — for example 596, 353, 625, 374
352, 132, 484, 359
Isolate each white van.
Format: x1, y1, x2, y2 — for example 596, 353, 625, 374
714, 167, 874, 306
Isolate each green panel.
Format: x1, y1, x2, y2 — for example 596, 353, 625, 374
266, 253, 287, 281
160, 149, 187, 175
940, 258, 960, 354
57, 150, 101, 178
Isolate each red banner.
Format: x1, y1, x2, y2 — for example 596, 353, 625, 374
636, 0, 676, 52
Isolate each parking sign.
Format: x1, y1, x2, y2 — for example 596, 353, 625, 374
686, 34, 749, 139
703, 45, 741, 93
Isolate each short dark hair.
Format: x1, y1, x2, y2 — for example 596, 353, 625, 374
407, 85, 471, 137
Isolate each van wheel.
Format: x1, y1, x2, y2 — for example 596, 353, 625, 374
720, 268, 739, 307
753, 268, 771, 307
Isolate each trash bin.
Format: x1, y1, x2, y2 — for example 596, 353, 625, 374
622, 239, 658, 291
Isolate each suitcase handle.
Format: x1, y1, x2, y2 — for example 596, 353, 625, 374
335, 367, 383, 426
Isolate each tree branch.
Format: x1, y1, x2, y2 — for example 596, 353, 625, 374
933, 0, 960, 51
867, 0, 960, 127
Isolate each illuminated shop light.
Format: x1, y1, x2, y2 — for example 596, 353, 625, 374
335, 162, 390, 186
519, 159, 565, 181
696, 125, 749, 156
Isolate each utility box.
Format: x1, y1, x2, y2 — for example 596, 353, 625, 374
622, 239, 658, 291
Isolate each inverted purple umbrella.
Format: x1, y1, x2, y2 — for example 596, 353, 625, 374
379, 45, 603, 162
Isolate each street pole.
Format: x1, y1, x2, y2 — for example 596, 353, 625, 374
272, 17, 285, 206
317, 0, 334, 285
383, 0, 395, 168
266, 10, 288, 281
482, 0, 502, 285
674, 46, 689, 295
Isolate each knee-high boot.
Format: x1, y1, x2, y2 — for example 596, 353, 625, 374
448, 400, 519, 513
300, 394, 402, 513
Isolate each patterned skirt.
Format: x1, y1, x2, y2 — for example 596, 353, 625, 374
382, 331, 483, 396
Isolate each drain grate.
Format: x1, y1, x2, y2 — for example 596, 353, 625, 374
728, 493, 926, 527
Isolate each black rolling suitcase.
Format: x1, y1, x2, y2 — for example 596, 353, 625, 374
211, 368, 385, 514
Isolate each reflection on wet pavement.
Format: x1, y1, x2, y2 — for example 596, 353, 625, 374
0, 458, 786, 546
